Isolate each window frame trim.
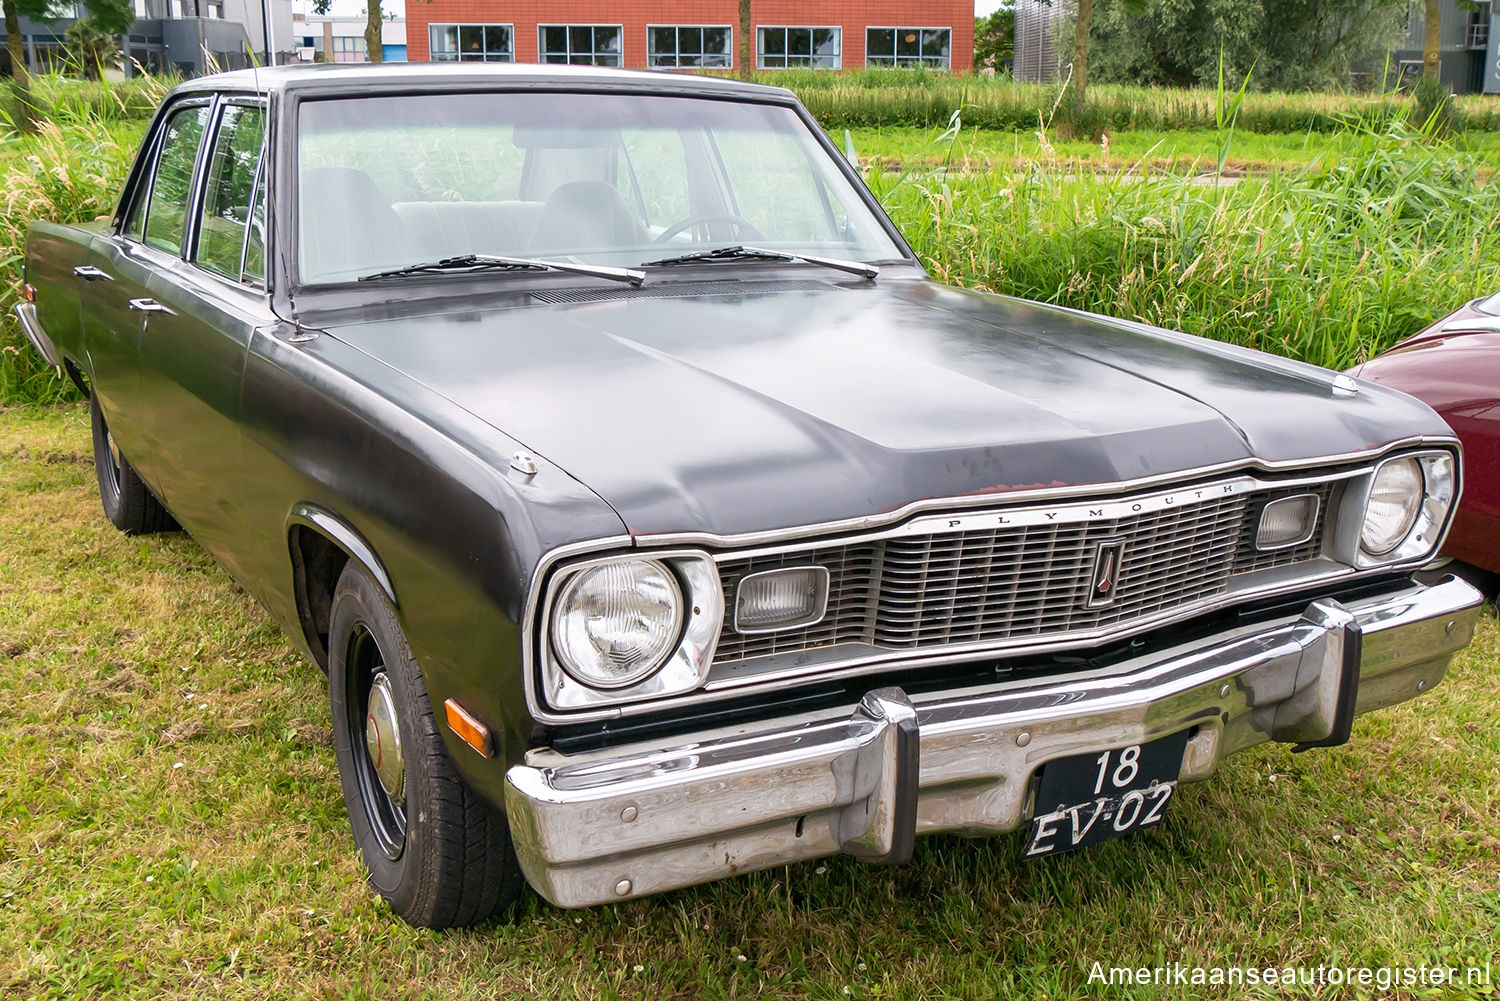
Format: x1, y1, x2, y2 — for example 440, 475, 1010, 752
755, 25, 843, 71
188, 97, 269, 288
136, 96, 216, 259
428, 21, 516, 61
644, 23, 734, 69
863, 25, 953, 70
536, 23, 626, 65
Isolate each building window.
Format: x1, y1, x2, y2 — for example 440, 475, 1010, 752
647, 25, 731, 68
539, 25, 622, 66
757, 26, 841, 69
866, 27, 951, 69
430, 24, 513, 62
331, 35, 367, 62
204, 0, 222, 18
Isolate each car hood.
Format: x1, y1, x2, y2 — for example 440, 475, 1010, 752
315, 278, 1450, 538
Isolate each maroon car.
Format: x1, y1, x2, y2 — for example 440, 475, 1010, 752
1352, 292, 1500, 577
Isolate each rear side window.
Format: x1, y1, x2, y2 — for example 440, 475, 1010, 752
142, 104, 210, 254
195, 104, 267, 284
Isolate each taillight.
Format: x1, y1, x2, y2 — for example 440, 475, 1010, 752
23, 284, 37, 303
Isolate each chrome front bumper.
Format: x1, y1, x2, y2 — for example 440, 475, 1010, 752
505, 576, 1483, 908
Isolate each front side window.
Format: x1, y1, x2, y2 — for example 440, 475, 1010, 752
296, 93, 902, 284
195, 103, 266, 284
866, 27, 951, 69
539, 25, 622, 66
647, 25, 731, 68
757, 26, 841, 69
430, 23, 514, 61
140, 103, 210, 254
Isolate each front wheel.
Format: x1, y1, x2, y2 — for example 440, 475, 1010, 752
328, 564, 523, 928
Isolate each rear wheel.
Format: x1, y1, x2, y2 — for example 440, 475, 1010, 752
328, 564, 523, 928
89, 395, 176, 534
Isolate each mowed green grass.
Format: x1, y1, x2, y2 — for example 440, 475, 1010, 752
1, 404, 1497, 1000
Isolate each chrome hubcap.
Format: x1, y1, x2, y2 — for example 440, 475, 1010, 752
364, 673, 404, 805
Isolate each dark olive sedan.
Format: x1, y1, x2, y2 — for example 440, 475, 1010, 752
14, 64, 1484, 928
1350, 292, 1500, 580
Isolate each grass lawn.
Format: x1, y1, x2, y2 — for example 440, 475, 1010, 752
1, 403, 1497, 1000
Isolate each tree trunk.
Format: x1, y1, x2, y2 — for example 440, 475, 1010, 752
738, 0, 751, 80
365, 0, 383, 63
1072, 0, 1092, 114
4, 0, 36, 133
5, 0, 28, 86
1422, 0, 1440, 79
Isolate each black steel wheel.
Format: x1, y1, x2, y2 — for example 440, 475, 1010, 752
89, 394, 177, 534
327, 564, 523, 928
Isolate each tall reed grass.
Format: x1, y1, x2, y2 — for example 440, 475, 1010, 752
869, 118, 1500, 370
1, 76, 170, 404
760, 69, 1500, 135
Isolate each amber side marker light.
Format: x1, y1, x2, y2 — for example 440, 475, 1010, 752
444, 698, 494, 758
23, 284, 37, 303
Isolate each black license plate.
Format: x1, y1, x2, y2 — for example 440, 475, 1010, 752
1023, 729, 1193, 858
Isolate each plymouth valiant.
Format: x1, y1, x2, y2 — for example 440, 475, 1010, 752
14, 64, 1484, 928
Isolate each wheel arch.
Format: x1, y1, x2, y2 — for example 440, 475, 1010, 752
287, 503, 397, 670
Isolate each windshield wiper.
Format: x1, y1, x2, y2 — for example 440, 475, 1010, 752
641, 245, 878, 280
358, 254, 645, 286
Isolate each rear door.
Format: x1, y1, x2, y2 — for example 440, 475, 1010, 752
79, 98, 213, 477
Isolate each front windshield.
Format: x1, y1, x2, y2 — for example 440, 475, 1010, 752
296, 92, 904, 285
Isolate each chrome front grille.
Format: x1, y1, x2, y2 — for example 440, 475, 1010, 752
715, 479, 1339, 664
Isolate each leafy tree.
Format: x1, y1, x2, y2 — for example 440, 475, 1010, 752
5, 0, 129, 131
1074, 0, 1409, 91
5, 0, 130, 85
974, 8, 1016, 71
64, 17, 123, 79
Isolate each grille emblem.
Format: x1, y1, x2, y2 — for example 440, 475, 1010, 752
1088, 541, 1125, 607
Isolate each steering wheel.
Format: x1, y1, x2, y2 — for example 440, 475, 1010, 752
652, 213, 765, 244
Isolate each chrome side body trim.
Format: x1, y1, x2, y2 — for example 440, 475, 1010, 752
505, 575, 1483, 907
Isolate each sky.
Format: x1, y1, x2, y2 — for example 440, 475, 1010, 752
296, 0, 1013, 21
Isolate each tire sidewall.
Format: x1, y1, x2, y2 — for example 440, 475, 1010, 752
327, 568, 439, 917
89, 395, 126, 526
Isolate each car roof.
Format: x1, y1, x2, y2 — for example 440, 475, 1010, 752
168, 62, 797, 102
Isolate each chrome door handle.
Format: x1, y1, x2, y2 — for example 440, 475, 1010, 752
127, 298, 171, 314
72, 266, 113, 281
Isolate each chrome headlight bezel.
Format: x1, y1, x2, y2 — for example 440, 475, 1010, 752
1350, 450, 1459, 569
540, 550, 723, 710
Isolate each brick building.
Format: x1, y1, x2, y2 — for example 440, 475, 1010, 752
406, 0, 973, 72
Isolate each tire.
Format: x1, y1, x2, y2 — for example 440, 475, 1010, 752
327, 564, 523, 928
89, 394, 177, 535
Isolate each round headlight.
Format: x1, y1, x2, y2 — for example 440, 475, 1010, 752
551, 560, 684, 689
1360, 458, 1424, 556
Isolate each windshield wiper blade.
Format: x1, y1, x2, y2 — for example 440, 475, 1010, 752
641, 245, 878, 280
358, 254, 645, 286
